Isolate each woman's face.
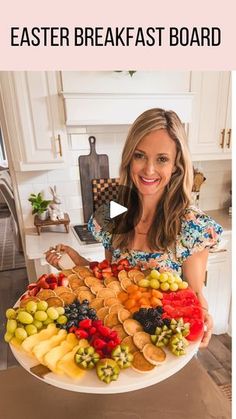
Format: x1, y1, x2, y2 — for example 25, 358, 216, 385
130, 129, 177, 199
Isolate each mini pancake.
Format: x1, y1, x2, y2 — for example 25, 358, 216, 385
104, 312, 120, 328
118, 308, 132, 323
73, 286, 90, 296
89, 297, 104, 310
77, 290, 95, 303
84, 276, 101, 287
60, 269, 74, 277
131, 351, 155, 373
36, 289, 56, 300
106, 281, 123, 293
133, 331, 151, 350
59, 292, 77, 305
133, 272, 145, 284
46, 296, 64, 307
142, 343, 166, 365
104, 276, 118, 285
121, 336, 139, 354
54, 286, 72, 296
97, 288, 116, 299
73, 266, 92, 279
96, 307, 109, 321
127, 269, 141, 280
120, 278, 133, 291
68, 275, 84, 290
111, 324, 128, 341
103, 297, 120, 307
109, 304, 124, 314
123, 319, 143, 336
19, 296, 40, 308
118, 270, 128, 281
90, 283, 105, 295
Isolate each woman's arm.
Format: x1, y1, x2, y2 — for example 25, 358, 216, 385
182, 248, 213, 348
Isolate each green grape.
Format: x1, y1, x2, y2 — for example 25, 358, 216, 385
4, 331, 14, 343
169, 282, 179, 292
5, 308, 16, 319
178, 281, 188, 289
57, 315, 68, 325
17, 311, 34, 325
138, 279, 150, 288
33, 319, 43, 329
46, 307, 59, 320
6, 319, 17, 334
150, 270, 160, 279
34, 310, 48, 322
26, 301, 37, 314
43, 317, 54, 325
149, 279, 160, 289
160, 282, 170, 291
15, 327, 27, 341
55, 306, 65, 315
37, 301, 48, 311
25, 324, 38, 335
159, 273, 169, 283
167, 274, 175, 284
173, 275, 182, 284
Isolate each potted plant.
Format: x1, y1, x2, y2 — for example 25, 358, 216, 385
28, 193, 51, 221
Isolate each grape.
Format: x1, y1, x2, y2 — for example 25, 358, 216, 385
6, 319, 17, 334
33, 319, 43, 329
4, 331, 14, 342
159, 273, 169, 283
150, 270, 160, 280
138, 279, 150, 288
25, 324, 38, 335
34, 310, 48, 322
169, 282, 179, 291
55, 306, 65, 315
57, 315, 68, 325
149, 279, 160, 289
37, 301, 48, 311
17, 311, 34, 325
6, 308, 16, 319
178, 281, 188, 289
43, 317, 54, 325
47, 307, 59, 320
15, 327, 27, 341
26, 301, 37, 314
167, 274, 175, 284
174, 276, 182, 284
160, 282, 170, 291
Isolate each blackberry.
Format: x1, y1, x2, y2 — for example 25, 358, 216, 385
163, 318, 171, 328
143, 320, 156, 334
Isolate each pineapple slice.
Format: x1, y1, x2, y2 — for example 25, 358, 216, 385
57, 339, 89, 379
21, 324, 58, 354
43, 333, 79, 373
32, 329, 67, 365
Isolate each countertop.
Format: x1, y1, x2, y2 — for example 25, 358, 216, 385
0, 358, 230, 419
25, 208, 231, 261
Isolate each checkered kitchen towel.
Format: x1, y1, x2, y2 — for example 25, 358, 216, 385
92, 178, 120, 210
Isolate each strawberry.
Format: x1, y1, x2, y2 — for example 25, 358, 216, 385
102, 272, 113, 279
93, 267, 103, 280
58, 272, 66, 279
45, 275, 58, 284
49, 283, 58, 290
101, 267, 112, 273
28, 287, 40, 296
58, 277, 69, 287
118, 258, 129, 267
79, 319, 92, 329
89, 261, 99, 270
27, 282, 38, 290
98, 260, 110, 270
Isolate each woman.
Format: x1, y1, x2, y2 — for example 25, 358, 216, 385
46, 108, 223, 348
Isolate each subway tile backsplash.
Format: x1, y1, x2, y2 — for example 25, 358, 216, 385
17, 127, 232, 228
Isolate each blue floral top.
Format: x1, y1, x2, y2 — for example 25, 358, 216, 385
88, 206, 223, 276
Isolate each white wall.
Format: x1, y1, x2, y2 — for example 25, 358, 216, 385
16, 125, 232, 229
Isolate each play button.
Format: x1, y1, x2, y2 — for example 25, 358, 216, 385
110, 201, 127, 219
92, 184, 142, 234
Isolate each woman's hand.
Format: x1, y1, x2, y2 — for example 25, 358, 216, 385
200, 310, 213, 348
45, 244, 81, 269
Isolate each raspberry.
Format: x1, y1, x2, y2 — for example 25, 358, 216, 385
97, 325, 112, 337
93, 338, 107, 350
79, 319, 92, 329
69, 326, 77, 333
88, 326, 97, 335
75, 329, 89, 339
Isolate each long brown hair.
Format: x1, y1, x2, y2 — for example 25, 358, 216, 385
112, 108, 193, 251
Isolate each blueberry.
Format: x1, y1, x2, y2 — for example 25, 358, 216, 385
82, 300, 89, 305
67, 320, 76, 328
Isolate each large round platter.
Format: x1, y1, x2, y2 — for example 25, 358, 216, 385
10, 337, 200, 394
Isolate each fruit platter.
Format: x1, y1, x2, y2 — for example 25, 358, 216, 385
5, 259, 204, 394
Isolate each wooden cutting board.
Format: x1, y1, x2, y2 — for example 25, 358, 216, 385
79, 136, 109, 222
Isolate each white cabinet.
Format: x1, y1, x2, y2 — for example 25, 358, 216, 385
188, 72, 231, 160
203, 232, 231, 334
0, 71, 68, 171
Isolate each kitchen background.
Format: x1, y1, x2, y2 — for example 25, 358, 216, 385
0, 71, 232, 395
